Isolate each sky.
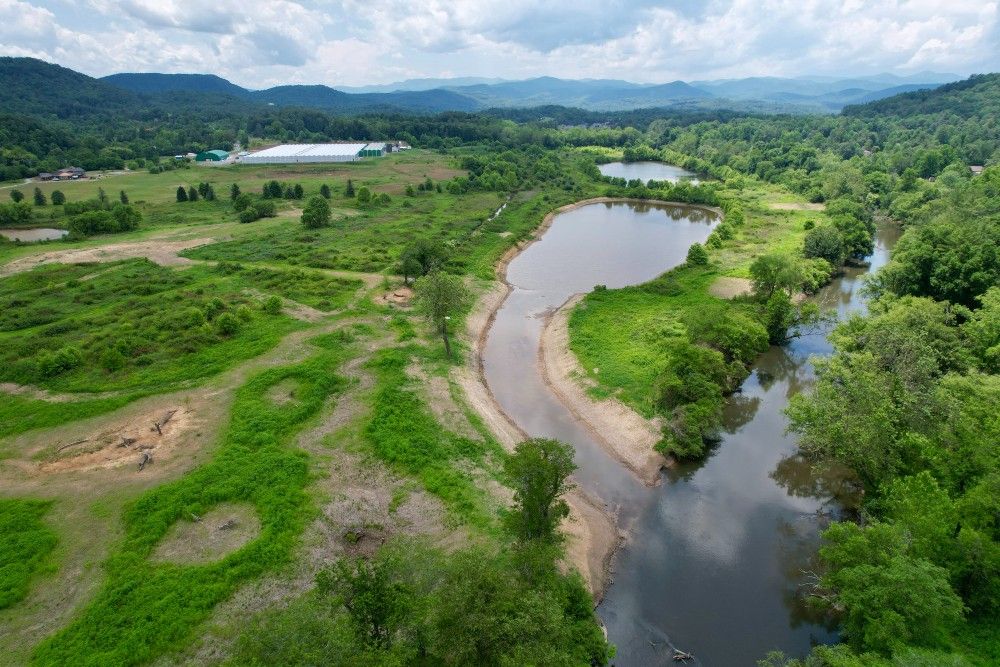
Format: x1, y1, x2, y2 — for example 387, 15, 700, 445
1, 0, 998, 88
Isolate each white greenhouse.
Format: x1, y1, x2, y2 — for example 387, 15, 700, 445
240, 143, 384, 164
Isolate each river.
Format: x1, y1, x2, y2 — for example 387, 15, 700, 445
481, 182, 900, 665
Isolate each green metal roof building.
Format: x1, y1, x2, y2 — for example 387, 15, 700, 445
195, 149, 229, 162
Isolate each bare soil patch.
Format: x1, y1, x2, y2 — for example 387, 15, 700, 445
266, 378, 301, 406
0, 238, 213, 277
0, 382, 121, 403
34, 406, 198, 475
709, 276, 753, 299
152, 502, 261, 564
374, 285, 413, 307
769, 202, 825, 211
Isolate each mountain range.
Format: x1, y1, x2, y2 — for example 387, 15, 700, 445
0, 57, 958, 120
99, 67, 956, 114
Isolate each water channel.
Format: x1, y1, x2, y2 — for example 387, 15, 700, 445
481, 167, 899, 665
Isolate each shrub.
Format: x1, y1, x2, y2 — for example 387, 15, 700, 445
99, 347, 126, 373
215, 312, 240, 336
301, 195, 331, 228
51, 190, 65, 205
233, 193, 253, 212
262, 295, 282, 315
0, 201, 32, 226
686, 243, 709, 266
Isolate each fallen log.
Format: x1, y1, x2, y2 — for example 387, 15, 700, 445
56, 438, 88, 453
118, 437, 137, 448
138, 450, 151, 471
218, 519, 238, 531
672, 649, 693, 662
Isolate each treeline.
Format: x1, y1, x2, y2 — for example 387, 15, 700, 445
765, 168, 1000, 666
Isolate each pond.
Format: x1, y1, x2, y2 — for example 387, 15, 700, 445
481, 198, 899, 666
599, 161, 699, 184
0, 228, 68, 242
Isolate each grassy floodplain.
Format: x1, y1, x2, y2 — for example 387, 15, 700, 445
0, 148, 613, 665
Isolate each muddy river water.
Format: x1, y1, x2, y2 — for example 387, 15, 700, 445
481, 181, 899, 665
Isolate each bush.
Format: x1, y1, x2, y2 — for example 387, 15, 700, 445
214, 312, 240, 336
686, 243, 709, 266
0, 201, 32, 226
301, 195, 331, 228
238, 209, 258, 224
51, 190, 65, 205
233, 193, 253, 212
262, 295, 283, 315
67, 204, 141, 236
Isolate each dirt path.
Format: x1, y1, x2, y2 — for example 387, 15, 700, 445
539, 295, 667, 486
769, 201, 825, 211
0, 238, 213, 277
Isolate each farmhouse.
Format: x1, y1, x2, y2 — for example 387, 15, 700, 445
53, 166, 85, 180
196, 149, 229, 162
240, 143, 387, 164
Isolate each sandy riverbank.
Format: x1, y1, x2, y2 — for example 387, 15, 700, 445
459, 196, 717, 597
539, 294, 668, 486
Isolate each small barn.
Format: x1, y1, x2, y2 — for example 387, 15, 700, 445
196, 150, 229, 162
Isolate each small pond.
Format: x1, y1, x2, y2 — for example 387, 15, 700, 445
0, 228, 68, 242
599, 161, 699, 184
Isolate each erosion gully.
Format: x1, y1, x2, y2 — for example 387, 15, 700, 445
481, 164, 899, 666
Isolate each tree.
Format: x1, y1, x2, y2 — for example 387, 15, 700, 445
176, 186, 188, 202
51, 190, 64, 205
818, 522, 964, 656
686, 242, 709, 266
230, 183, 240, 201
300, 195, 331, 229
399, 239, 446, 283
405, 184, 415, 197
118, 190, 128, 204
97, 188, 107, 204
292, 183, 304, 198
32, 187, 46, 206
413, 271, 469, 358
319, 183, 331, 199
803, 225, 845, 266
315, 556, 413, 649
750, 253, 801, 300
356, 186, 372, 204
345, 179, 355, 197
9, 190, 24, 203
187, 186, 198, 202
232, 192, 253, 212
503, 438, 576, 541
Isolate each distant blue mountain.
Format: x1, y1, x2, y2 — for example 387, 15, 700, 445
98, 68, 957, 114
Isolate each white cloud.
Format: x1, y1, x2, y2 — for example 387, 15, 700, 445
4, 0, 999, 86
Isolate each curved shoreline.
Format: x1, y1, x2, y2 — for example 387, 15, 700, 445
539, 294, 668, 486
461, 196, 721, 597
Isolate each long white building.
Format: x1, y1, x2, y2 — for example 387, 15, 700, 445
240, 143, 384, 164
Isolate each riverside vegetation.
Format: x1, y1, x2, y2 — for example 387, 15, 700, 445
0, 62, 998, 665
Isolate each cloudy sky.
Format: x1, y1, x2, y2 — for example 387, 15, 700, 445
2, 1, 999, 87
